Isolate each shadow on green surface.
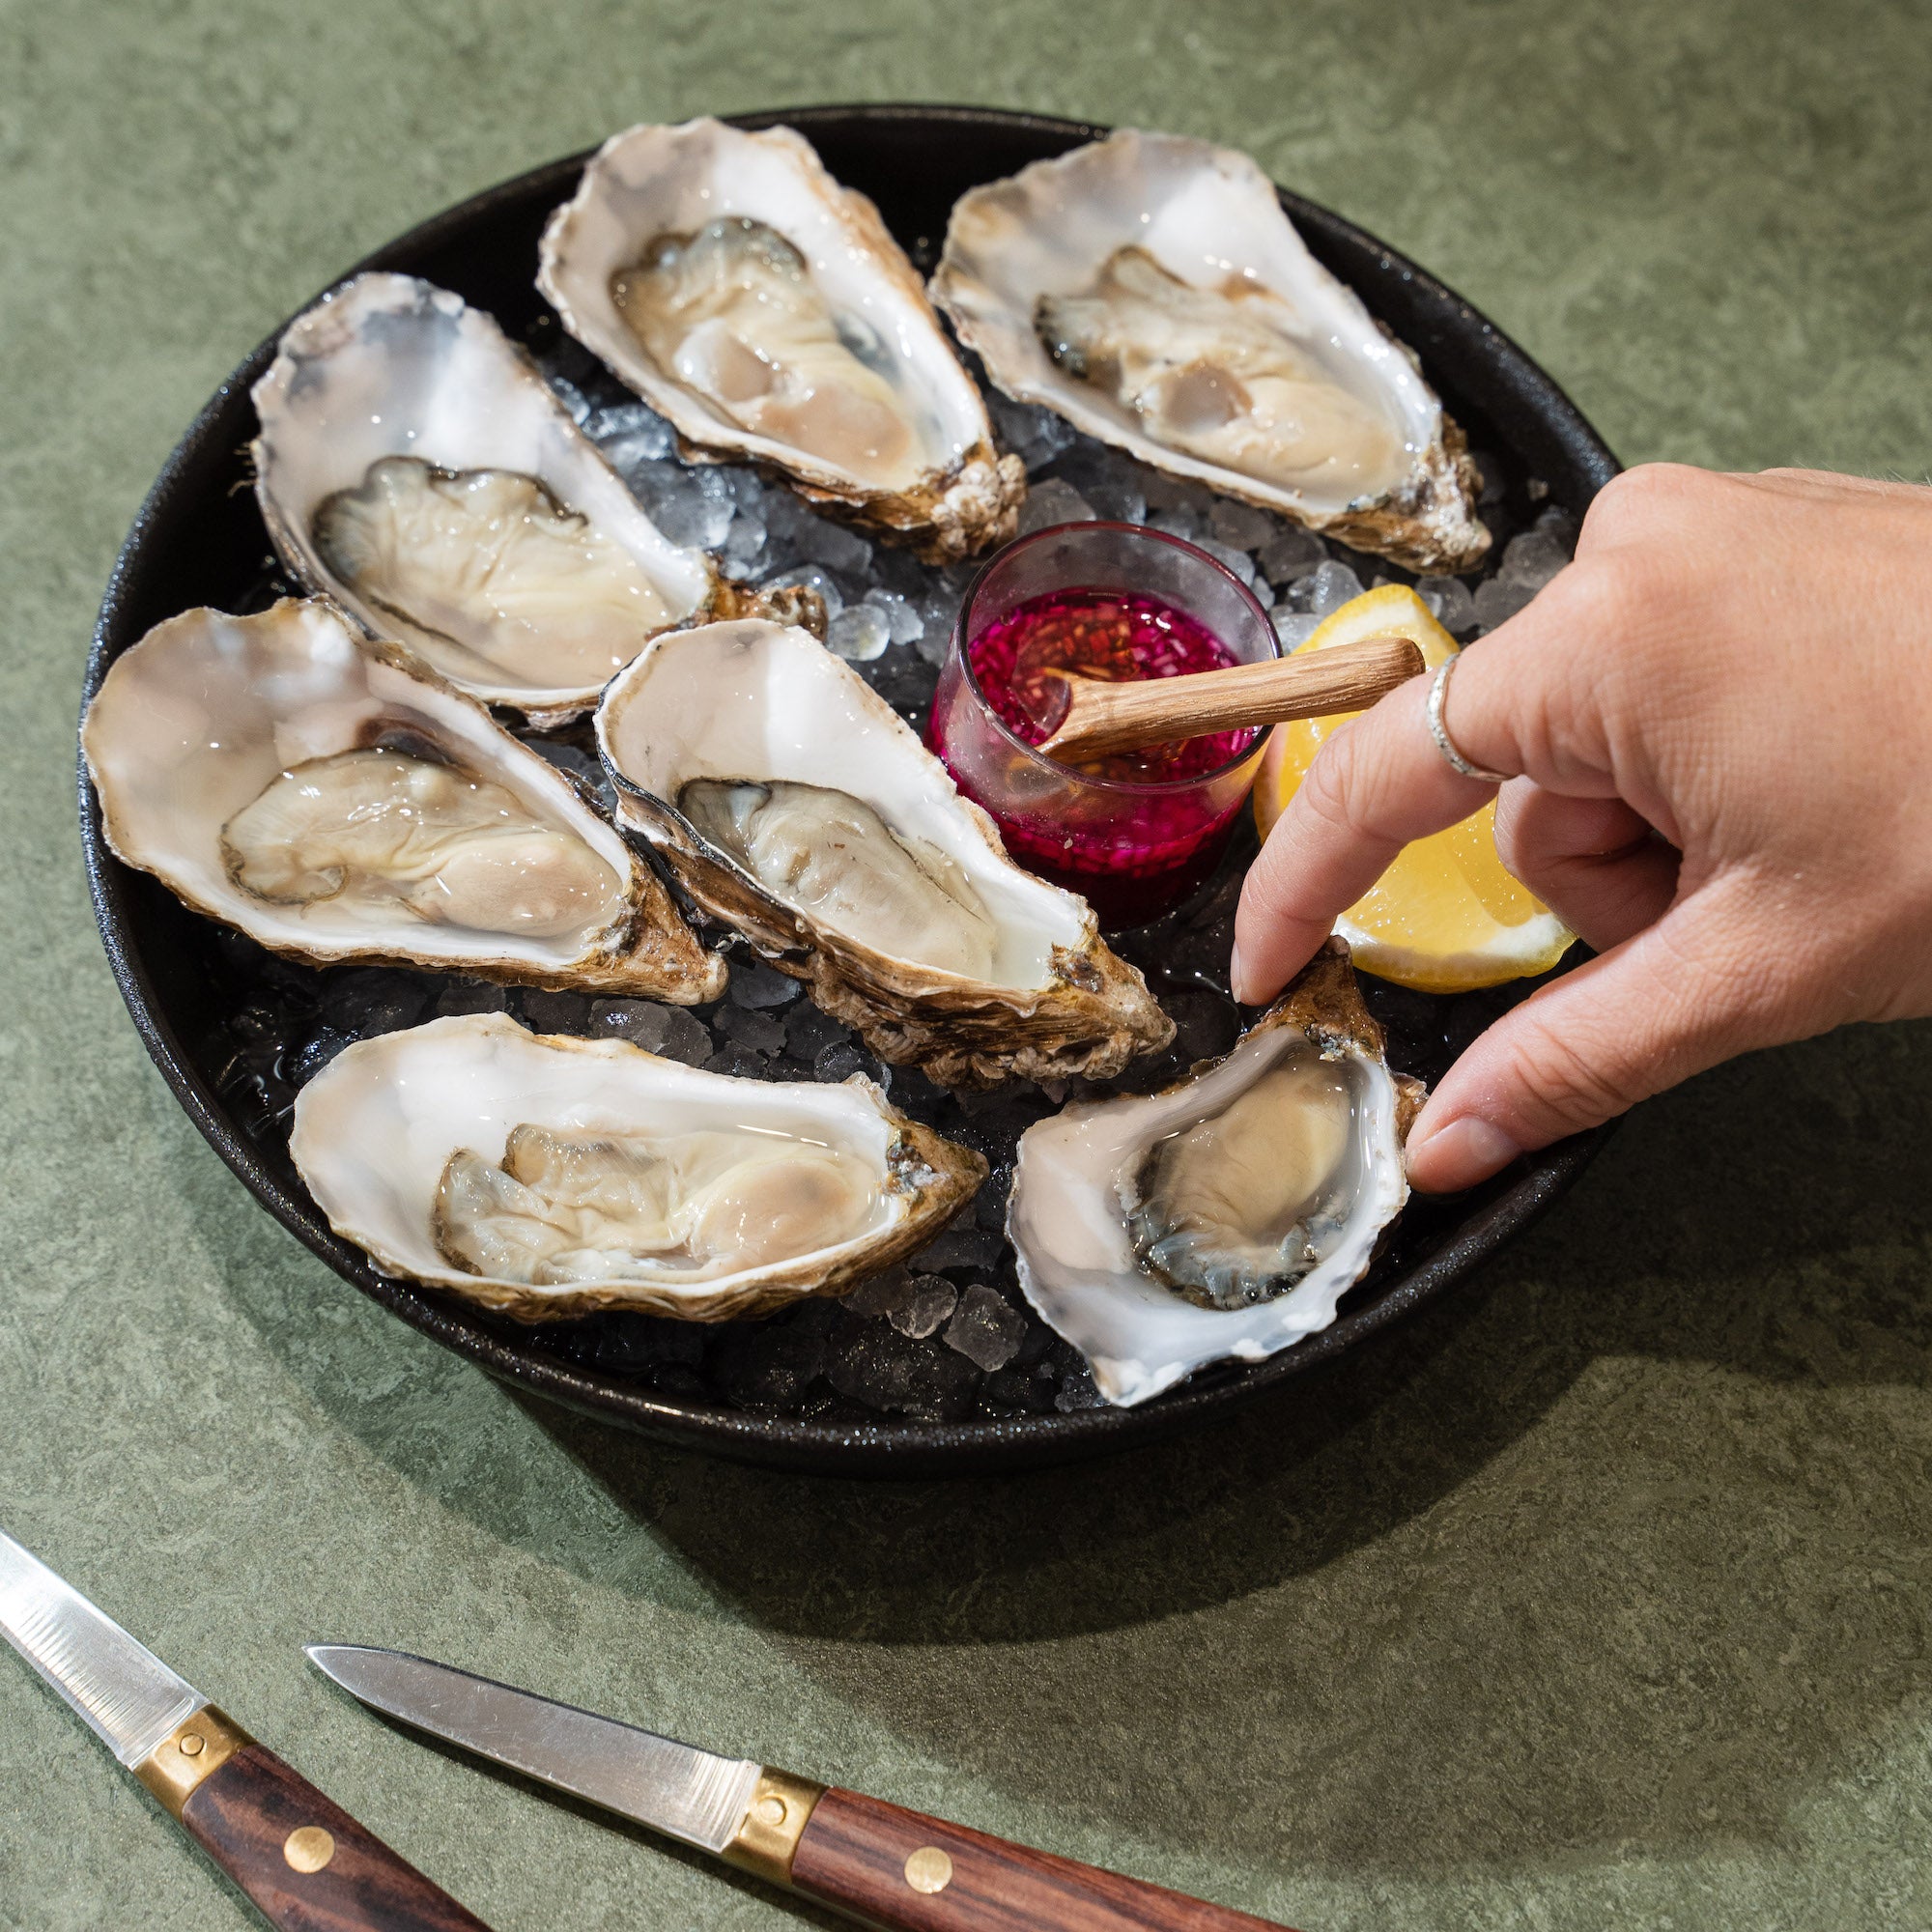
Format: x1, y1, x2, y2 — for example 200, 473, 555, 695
203, 1019, 1932, 1870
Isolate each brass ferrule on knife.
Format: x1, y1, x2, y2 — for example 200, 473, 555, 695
721, 1766, 827, 1886
132, 1704, 253, 1820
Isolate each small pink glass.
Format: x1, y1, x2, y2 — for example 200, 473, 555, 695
928, 522, 1280, 929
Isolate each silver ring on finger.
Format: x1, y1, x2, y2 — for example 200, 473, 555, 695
1426, 654, 1513, 784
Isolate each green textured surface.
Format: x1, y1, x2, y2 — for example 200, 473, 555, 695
3, 1, 1930, 1926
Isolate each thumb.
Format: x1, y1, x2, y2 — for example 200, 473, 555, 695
1405, 875, 1808, 1192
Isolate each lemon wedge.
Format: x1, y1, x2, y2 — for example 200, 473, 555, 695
1253, 583, 1575, 992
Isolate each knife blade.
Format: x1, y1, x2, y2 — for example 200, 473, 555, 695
309, 1643, 1298, 1932
0, 1527, 493, 1931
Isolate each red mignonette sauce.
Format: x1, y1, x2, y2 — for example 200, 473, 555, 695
970, 587, 1251, 782
929, 524, 1278, 929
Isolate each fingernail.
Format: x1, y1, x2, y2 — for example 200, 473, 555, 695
1229, 939, 1251, 1006
1406, 1115, 1521, 1192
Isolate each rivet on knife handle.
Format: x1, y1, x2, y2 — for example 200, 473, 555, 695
720, 1766, 827, 1884
137, 1706, 494, 1932
763, 1779, 1298, 1932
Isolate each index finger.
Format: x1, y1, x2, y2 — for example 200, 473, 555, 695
1231, 584, 1615, 1005
1231, 671, 1494, 1003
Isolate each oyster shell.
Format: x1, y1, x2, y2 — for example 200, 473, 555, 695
289, 1012, 985, 1320
1008, 941, 1424, 1405
931, 131, 1489, 573
538, 119, 1025, 561
594, 618, 1173, 1087
251, 272, 723, 724
81, 598, 724, 1002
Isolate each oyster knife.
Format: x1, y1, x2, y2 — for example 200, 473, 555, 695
309, 1642, 1298, 1932
0, 1527, 492, 1931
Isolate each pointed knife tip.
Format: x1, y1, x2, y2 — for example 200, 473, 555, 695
304, 1642, 371, 1682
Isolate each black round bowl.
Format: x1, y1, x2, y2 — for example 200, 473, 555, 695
82, 105, 1617, 1477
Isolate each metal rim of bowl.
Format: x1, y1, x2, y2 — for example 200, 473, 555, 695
80, 103, 1619, 1479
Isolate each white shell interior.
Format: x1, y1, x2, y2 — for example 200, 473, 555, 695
82, 599, 637, 973
289, 1012, 915, 1301
1009, 1021, 1408, 1406
595, 619, 1091, 992
538, 119, 990, 498
932, 130, 1449, 520
251, 272, 713, 715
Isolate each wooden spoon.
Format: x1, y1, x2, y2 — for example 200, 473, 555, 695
1034, 632, 1427, 763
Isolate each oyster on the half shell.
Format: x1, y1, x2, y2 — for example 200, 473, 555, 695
252, 272, 725, 724
539, 119, 1025, 561
1008, 941, 1424, 1406
81, 598, 724, 1002
290, 1012, 985, 1320
594, 619, 1173, 1088
931, 130, 1489, 573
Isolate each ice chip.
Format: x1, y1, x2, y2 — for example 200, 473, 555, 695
521, 989, 594, 1035
1415, 574, 1479, 637
1054, 1360, 1106, 1410
1474, 576, 1537, 633
1017, 476, 1097, 535
814, 1039, 869, 1084
911, 1219, 1007, 1275
1149, 505, 1204, 542
590, 997, 674, 1050
655, 1009, 714, 1067
1141, 470, 1214, 515
1082, 477, 1148, 525
638, 472, 733, 550
719, 1004, 786, 1055
1307, 559, 1366, 617
786, 507, 873, 574
545, 376, 592, 424
864, 587, 923, 645
1208, 499, 1276, 551
943, 1283, 1027, 1372
1497, 528, 1572, 593
893, 1275, 958, 1340
1258, 525, 1327, 582
1195, 536, 1257, 586
846, 1264, 914, 1320
584, 401, 675, 457
729, 958, 802, 1009
724, 509, 768, 561
990, 393, 1077, 470
827, 603, 892, 661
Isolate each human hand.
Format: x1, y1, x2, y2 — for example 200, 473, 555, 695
1232, 464, 1932, 1191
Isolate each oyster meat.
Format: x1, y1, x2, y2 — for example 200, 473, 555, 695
252, 272, 720, 723
539, 120, 1025, 560
1008, 941, 1422, 1405
290, 1012, 986, 1320
81, 598, 724, 1001
677, 780, 1001, 981
595, 619, 1173, 1087
931, 131, 1489, 573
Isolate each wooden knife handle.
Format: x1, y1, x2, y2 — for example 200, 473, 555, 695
180, 1742, 493, 1932
789, 1786, 1295, 1932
